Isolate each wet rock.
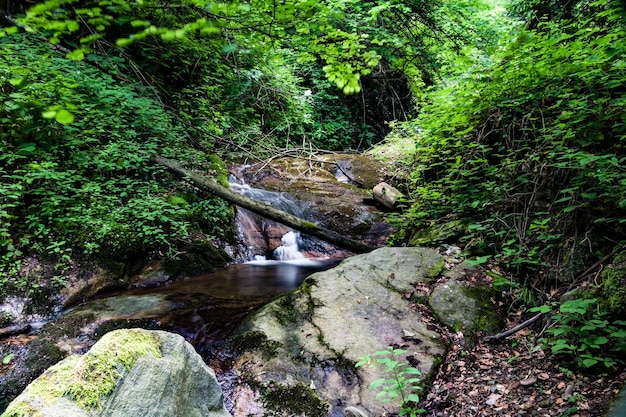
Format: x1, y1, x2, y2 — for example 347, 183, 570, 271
2, 329, 230, 417
234, 156, 395, 252
228, 247, 448, 417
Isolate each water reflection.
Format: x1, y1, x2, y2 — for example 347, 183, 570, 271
102, 259, 341, 345
128, 259, 338, 299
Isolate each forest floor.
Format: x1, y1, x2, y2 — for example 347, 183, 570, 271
415, 268, 626, 417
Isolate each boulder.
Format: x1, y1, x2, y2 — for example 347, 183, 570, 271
372, 182, 403, 210
429, 262, 500, 337
1, 329, 230, 417
228, 247, 448, 417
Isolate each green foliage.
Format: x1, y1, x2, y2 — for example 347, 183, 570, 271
530, 298, 626, 369
392, 2, 626, 279
0, 33, 231, 284
356, 347, 424, 416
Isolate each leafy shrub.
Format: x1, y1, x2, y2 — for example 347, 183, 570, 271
356, 347, 424, 416
531, 298, 626, 369
392, 1, 626, 280
0, 33, 230, 283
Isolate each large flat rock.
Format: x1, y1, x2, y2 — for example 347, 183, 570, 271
228, 247, 448, 417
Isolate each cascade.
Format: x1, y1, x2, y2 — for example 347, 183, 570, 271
273, 231, 305, 261
229, 174, 313, 262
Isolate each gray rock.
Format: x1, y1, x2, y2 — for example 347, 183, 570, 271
2, 329, 230, 417
429, 262, 500, 336
229, 247, 447, 417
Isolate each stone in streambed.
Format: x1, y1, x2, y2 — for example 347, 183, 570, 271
228, 247, 447, 417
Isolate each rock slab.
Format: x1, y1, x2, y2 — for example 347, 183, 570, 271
229, 247, 448, 417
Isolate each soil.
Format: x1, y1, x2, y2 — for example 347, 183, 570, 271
414, 267, 626, 417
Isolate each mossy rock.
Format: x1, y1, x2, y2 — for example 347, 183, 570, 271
409, 218, 471, 246
259, 381, 329, 417
2, 329, 231, 417
598, 250, 626, 315
429, 263, 501, 338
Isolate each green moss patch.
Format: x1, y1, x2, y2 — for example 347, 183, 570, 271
260, 381, 329, 417
6, 329, 162, 414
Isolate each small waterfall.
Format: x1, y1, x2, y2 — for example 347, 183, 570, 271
229, 174, 310, 262
273, 231, 305, 261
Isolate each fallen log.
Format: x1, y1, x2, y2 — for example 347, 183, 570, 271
0, 323, 31, 339
153, 155, 375, 254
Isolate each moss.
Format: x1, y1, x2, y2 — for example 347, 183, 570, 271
206, 153, 230, 187
462, 285, 501, 335
598, 252, 626, 315
274, 293, 300, 326
1, 400, 40, 417
24, 329, 162, 411
300, 221, 318, 231
167, 192, 191, 208
427, 259, 446, 279
260, 381, 329, 417
408, 219, 471, 246
230, 331, 281, 359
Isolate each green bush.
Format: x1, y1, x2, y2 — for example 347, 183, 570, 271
393, 1, 626, 279
531, 298, 626, 369
0, 33, 230, 282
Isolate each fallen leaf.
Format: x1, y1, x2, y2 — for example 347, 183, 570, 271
485, 393, 501, 406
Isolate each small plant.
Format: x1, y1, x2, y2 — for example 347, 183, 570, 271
356, 347, 424, 416
531, 298, 626, 369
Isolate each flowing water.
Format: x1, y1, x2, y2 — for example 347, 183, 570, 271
94, 175, 346, 345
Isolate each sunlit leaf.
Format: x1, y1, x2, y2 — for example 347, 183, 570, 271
55, 109, 75, 125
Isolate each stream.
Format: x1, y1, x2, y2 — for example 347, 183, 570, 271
91, 172, 347, 346
0, 157, 391, 412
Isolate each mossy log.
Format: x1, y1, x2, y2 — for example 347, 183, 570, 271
153, 155, 375, 254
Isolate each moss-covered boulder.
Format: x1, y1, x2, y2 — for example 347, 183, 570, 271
2, 329, 230, 417
598, 249, 626, 315
428, 262, 501, 337
228, 247, 448, 417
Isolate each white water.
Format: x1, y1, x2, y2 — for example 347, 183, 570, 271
273, 231, 305, 261
229, 175, 309, 262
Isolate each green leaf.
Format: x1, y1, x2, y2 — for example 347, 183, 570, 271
42, 110, 57, 119
467, 255, 490, 266
116, 38, 133, 47
55, 109, 75, 125
2, 353, 14, 364
222, 43, 238, 54
405, 393, 421, 403
582, 358, 598, 367
370, 378, 387, 389
9, 78, 25, 87
66, 49, 85, 61
529, 305, 551, 314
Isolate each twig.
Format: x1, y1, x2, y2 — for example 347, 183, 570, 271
483, 312, 543, 342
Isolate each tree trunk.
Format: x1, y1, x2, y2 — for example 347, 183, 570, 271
152, 155, 375, 254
